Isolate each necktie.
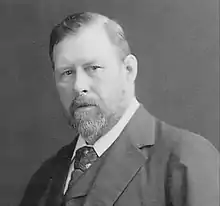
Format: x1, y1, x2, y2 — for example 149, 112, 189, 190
64, 146, 98, 201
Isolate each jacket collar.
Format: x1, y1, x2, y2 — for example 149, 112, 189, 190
125, 103, 156, 148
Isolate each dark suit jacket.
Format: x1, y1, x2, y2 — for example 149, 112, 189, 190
19, 105, 219, 206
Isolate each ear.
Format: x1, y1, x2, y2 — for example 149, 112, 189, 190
123, 54, 138, 83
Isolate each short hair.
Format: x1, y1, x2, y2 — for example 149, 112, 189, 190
49, 12, 131, 66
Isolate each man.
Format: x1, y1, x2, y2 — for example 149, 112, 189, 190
19, 12, 219, 206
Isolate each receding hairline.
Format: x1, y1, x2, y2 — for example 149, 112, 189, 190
50, 12, 131, 65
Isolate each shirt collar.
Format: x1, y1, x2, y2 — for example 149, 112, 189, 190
72, 97, 140, 159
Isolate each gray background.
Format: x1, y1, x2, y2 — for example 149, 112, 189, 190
0, 0, 219, 205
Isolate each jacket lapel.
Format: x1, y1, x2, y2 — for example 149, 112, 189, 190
83, 105, 156, 206
44, 136, 78, 206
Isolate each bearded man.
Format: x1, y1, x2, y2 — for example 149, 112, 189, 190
19, 12, 219, 206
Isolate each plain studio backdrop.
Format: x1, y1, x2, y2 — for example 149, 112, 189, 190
0, 0, 219, 205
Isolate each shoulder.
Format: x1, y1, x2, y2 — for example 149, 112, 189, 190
159, 121, 219, 205
30, 141, 75, 183
159, 121, 219, 164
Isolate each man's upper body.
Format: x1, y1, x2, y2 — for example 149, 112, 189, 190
19, 12, 219, 206
19, 99, 219, 206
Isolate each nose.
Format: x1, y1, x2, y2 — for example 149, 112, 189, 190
73, 69, 89, 95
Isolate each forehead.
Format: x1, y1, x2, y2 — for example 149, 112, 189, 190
53, 24, 118, 69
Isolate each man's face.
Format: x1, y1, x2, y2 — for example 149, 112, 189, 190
53, 24, 130, 144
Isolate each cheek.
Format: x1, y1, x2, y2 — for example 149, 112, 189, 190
93, 77, 125, 110
56, 84, 75, 111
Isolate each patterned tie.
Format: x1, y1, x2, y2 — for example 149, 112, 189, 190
64, 146, 98, 202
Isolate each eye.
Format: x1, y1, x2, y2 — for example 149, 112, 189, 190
62, 70, 73, 76
85, 65, 102, 72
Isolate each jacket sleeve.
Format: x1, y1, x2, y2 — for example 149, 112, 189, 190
179, 132, 220, 206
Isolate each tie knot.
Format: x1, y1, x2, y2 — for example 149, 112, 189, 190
74, 146, 98, 172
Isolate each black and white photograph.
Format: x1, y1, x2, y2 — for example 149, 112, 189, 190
0, 0, 219, 205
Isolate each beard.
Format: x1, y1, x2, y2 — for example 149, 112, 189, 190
68, 98, 120, 145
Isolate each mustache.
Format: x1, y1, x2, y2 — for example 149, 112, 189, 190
70, 97, 98, 112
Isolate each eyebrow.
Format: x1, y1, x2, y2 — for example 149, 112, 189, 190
54, 65, 74, 72
82, 60, 98, 67
55, 59, 100, 71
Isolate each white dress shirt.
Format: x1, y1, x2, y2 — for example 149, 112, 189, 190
63, 98, 140, 194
